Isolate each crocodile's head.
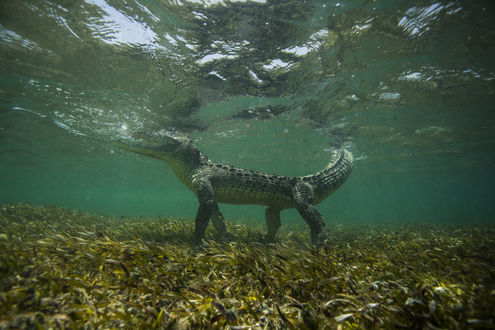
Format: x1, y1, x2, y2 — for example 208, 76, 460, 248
117, 132, 201, 166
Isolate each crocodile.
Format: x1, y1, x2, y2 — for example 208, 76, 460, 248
118, 133, 353, 246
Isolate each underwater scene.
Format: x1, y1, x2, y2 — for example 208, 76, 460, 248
1, 0, 494, 328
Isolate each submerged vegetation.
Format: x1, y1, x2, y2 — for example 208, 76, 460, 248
0, 204, 494, 329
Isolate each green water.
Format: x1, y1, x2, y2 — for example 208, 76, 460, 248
1, 0, 494, 224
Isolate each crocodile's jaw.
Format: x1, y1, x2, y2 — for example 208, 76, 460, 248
115, 142, 170, 161
116, 139, 199, 191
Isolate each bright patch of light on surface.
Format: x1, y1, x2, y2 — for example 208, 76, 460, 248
171, 29, 199, 50
379, 92, 401, 101
197, 53, 238, 64
353, 23, 371, 34
263, 59, 293, 70
84, 0, 159, 47
11, 106, 47, 118
462, 69, 481, 79
351, 18, 374, 35
164, 33, 178, 46
249, 70, 263, 84
283, 29, 328, 57
197, 40, 250, 64
0, 24, 48, 54
187, 0, 266, 6
208, 71, 226, 80
399, 2, 443, 36
54, 121, 85, 136
175, 34, 188, 44
398, 72, 425, 81
309, 29, 329, 40
398, 2, 461, 37
192, 11, 208, 20
135, 1, 159, 22
414, 126, 448, 135
283, 46, 310, 56
399, 66, 495, 82
184, 43, 199, 50
57, 15, 81, 40
211, 39, 250, 52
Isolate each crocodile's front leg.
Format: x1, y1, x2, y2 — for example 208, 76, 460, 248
193, 179, 215, 244
265, 206, 281, 242
292, 182, 329, 246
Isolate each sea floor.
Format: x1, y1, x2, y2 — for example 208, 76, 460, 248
0, 204, 494, 329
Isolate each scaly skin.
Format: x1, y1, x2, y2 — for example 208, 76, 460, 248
118, 133, 353, 246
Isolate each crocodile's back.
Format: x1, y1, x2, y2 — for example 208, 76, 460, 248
203, 147, 353, 209
208, 164, 297, 208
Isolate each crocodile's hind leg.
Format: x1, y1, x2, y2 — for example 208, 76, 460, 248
211, 204, 227, 234
265, 206, 281, 242
292, 182, 329, 246
211, 204, 236, 241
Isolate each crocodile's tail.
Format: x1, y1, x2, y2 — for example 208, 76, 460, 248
321, 147, 353, 185
310, 148, 353, 201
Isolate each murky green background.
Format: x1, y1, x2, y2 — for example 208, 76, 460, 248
1, 0, 494, 224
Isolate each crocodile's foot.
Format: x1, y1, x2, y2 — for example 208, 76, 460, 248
216, 230, 237, 243
263, 234, 277, 244
191, 238, 209, 252
312, 227, 330, 247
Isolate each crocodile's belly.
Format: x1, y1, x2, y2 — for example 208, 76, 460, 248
213, 184, 295, 208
